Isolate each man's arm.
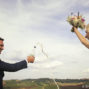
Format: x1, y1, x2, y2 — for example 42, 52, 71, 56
74, 27, 89, 49
0, 55, 35, 72
0, 60, 27, 72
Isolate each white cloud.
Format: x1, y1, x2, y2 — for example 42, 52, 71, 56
0, 0, 89, 79
83, 68, 89, 73
32, 60, 63, 69
77, 0, 89, 7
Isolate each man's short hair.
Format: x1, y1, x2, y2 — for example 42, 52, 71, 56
0, 37, 4, 41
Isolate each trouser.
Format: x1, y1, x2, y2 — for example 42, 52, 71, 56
0, 78, 3, 89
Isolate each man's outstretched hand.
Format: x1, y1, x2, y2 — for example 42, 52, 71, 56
27, 56, 35, 63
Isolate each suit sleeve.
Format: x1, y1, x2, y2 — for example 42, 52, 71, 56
0, 60, 27, 72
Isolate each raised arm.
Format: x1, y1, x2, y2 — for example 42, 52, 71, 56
73, 27, 89, 49
0, 55, 35, 72
0, 60, 27, 72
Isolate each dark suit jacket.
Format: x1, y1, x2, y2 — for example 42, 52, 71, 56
0, 59, 27, 89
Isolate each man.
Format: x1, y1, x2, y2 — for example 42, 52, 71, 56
0, 37, 35, 89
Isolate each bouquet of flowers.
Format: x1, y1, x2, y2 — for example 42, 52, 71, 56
67, 12, 86, 32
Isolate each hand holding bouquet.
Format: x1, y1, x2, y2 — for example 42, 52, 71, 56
67, 12, 86, 32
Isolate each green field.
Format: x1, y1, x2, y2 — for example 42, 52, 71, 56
3, 78, 89, 89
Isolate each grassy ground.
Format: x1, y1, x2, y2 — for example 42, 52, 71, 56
3, 79, 89, 89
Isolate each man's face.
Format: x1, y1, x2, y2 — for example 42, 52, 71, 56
0, 40, 4, 54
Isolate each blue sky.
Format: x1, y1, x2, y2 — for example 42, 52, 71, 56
0, 0, 89, 80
